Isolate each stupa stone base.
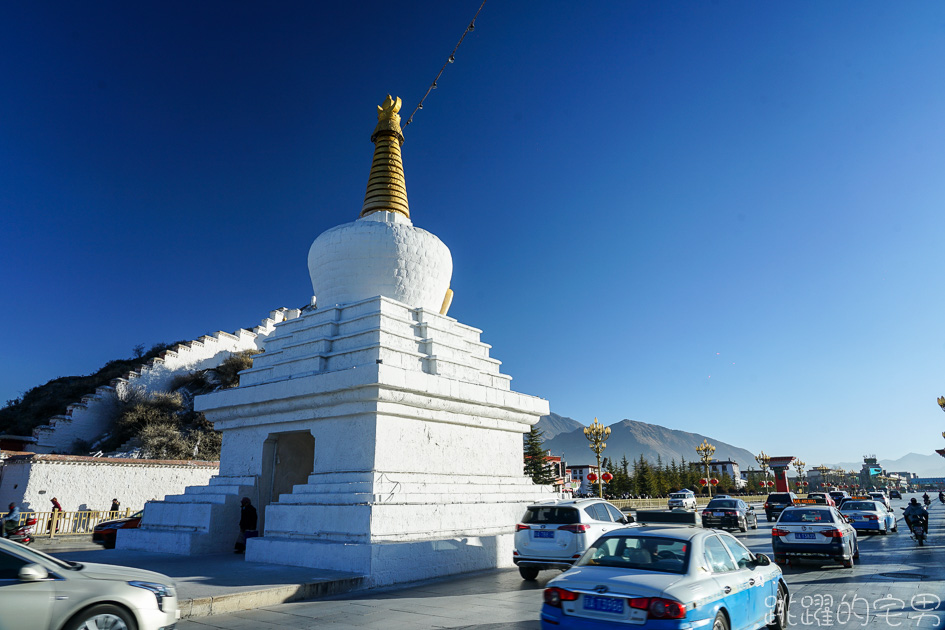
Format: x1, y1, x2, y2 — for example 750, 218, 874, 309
123, 297, 554, 583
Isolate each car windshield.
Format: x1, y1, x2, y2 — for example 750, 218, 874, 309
843, 501, 879, 511
576, 534, 689, 574
706, 500, 738, 509
522, 507, 579, 525
779, 509, 834, 523
1, 540, 80, 571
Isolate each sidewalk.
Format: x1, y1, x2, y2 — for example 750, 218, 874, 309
53, 549, 364, 618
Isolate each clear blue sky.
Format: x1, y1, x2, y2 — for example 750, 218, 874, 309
2, 2, 944, 466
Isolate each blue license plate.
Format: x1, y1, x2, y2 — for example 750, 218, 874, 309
583, 595, 624, 613
795, 533, 816, 539
534, 530, 554, 539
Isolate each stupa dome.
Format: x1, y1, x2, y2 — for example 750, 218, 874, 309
308, 96, 453, 312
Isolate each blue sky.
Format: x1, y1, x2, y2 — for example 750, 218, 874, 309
2, 2, 944, 466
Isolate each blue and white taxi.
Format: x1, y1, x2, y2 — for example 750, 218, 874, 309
839, 498, 897, 535
540, 513, 789, 629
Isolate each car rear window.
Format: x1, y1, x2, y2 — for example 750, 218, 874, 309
768, 494, 792, 503
706, 500, 737, 509
844, 501, 879, 511
778, 509, 834, 523
576, 535, 689, 574
522, 507, 579, 525
670, 493, 691, 499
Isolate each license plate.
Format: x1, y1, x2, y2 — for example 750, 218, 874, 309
795, 533, 816, 539
714, 512, 725, 516
534, 530, 554, 539
583, 595, 624, 614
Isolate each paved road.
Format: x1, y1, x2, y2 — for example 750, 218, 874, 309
179, 494, 944, 629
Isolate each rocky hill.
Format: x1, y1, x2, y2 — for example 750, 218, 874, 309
537, 415, 757, 470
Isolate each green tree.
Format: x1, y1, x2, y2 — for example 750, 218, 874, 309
523, 427, 556, 485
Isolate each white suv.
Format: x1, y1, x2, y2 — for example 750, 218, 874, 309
668, 489, 697, 511
512, 498, 633, 580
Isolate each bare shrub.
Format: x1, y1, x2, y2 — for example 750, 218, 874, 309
215, 350, 263, 389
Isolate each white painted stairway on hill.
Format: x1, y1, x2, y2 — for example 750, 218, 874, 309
31, 308, 302, 455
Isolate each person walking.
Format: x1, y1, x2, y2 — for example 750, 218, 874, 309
234, 497, 258, 554
109, 499, 120, 514
48, 497, 63, 533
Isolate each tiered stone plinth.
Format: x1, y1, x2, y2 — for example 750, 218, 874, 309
121, 296, 553, 585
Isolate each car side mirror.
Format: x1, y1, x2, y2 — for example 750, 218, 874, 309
753, 553, 772, 567
18, 563, 48, 582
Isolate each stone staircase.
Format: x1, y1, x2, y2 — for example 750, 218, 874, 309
31, 308, 302, 455
119, 475, 258, 553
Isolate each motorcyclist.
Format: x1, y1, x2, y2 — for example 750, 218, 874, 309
923, 492, 931, 506
903, 498, 929, 533
939, 491, 944, 504
2, 503, 20, 538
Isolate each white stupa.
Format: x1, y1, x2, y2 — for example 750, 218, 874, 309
120, 95, 553, 586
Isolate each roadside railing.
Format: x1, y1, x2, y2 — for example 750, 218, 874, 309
609, 494, 778, 511
1, 509, 134, 538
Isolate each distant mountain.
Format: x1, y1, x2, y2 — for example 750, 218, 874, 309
828, 453, 945, 478
536, 416, 757, 470
535, 413, 584, 440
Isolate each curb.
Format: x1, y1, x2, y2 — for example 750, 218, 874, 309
178, 575, 366, 618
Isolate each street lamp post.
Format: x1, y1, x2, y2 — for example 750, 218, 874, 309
696, 439, 717, 498
583, 418, 610, 499
755, 451, 771, 493
793, 459, 806, 494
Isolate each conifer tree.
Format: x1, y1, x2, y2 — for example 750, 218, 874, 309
523, 427, 556, 485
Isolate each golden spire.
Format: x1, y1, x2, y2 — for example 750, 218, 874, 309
360, 95, 410, 219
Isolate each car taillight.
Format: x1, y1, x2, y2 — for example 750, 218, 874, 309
558, 524, 590, 534
764, 502, 770, 509
772, 528, 790, 537
702, 510, 711, 516
648, 598, 687, 619
543, 587, 579, 607
820, 529, 845, 538
865, 515, 878, 521
724, 511, 737, 516
516, 524, 530, 531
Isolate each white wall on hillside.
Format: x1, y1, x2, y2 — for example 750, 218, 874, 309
0, 456, 219, 513
31, 309, 302, 455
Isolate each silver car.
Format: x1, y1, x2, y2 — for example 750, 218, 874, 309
0, 538, 179, 630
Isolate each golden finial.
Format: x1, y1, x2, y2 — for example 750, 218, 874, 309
361, 95, 410, 219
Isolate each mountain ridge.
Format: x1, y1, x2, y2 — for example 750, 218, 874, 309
537, 414, 757, 470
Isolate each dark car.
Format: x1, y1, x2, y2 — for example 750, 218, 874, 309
92, 509, 143, 549
828, 490, 851, 505
764, 492, 798, 522
700, 497, 758, 532
889, 489, 902, 499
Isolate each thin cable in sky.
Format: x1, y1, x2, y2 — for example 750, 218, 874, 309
402, 0, 487, 133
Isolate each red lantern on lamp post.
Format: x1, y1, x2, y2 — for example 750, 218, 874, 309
699, 478, 708, 486
587, 472, 598, 483
709, 478, 719, 486
601, 472, 613, 483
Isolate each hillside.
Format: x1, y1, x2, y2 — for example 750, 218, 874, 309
537, 415, 757, 470
535, 412, 584, 440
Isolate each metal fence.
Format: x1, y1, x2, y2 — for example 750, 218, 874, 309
1, 509, 134, 538
609, 494, 780, 510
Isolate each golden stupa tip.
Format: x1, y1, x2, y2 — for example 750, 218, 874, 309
360, 95, 410, 219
